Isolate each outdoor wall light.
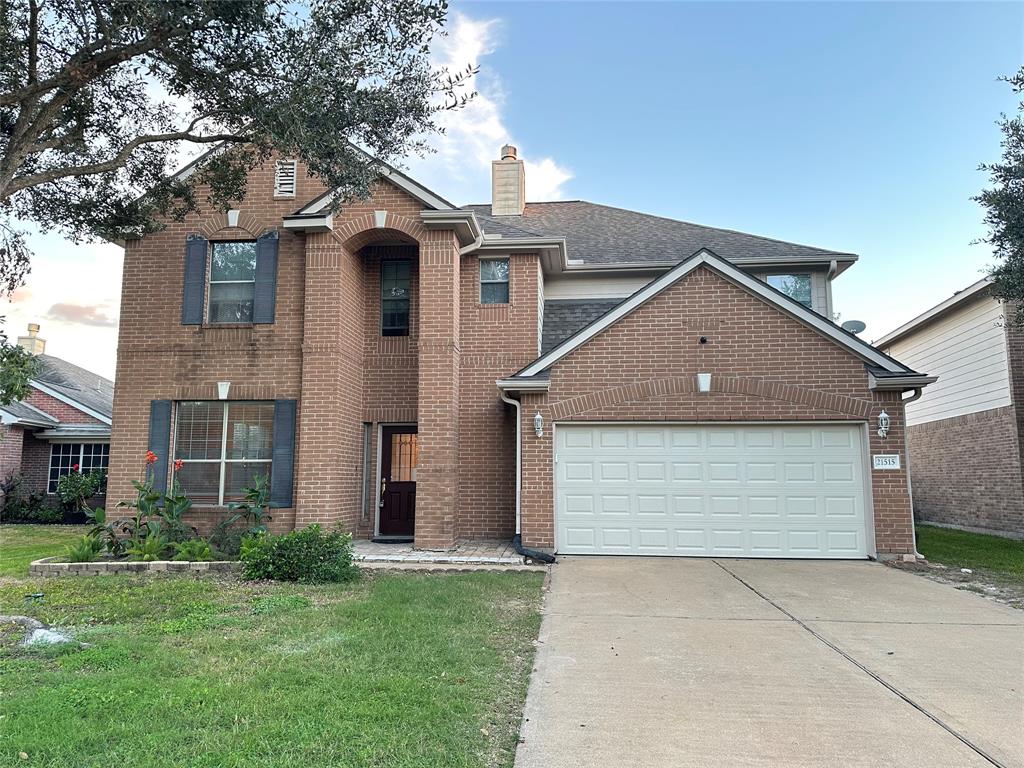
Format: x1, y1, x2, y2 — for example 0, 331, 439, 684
217, 381, 231, 400
533, 411, 544, 438
697, 373, 712, 393
877, 410, 890, 438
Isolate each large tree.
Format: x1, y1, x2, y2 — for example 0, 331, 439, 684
0, 0, 471, 292
977, 67, 1024, 324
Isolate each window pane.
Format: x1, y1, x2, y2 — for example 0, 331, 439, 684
211, 242, 257, 281
480, 259, 509, 282
176, 462, 221, 505
224, 462, 272, 503
209, 282, 255, 323
48, 443, 82, 493
481, 283, 510, 304
226, 402, 275, 460
380, 260, 411, 335
175, 402, 224, 460
767, 274, 812, 307
390, 433, 419, 482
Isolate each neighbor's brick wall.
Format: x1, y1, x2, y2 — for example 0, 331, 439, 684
0, 426, 24, 498
906, 406, 1024, 535
520, 265, 916, 555
23, 388, 106, 426
1003, 306, 1024, 530
19, 431, 51, 498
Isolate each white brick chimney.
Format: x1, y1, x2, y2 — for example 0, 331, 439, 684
16, 323, 45, 355
491, 144, 525, 216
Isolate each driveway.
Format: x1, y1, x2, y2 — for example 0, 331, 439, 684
515, 558, 1024, 768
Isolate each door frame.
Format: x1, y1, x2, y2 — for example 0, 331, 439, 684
373, 422, 418, 538
552, 419, 876, 559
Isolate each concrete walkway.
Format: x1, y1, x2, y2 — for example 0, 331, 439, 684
515, 558, 1024, 768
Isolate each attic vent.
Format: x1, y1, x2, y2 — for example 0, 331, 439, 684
274, 159, 297, 197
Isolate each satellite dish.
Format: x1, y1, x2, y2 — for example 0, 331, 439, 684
842, 320, 867, 335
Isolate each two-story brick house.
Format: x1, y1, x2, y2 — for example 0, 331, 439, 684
107, 146, 933, 559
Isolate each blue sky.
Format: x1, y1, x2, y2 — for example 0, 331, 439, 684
3, 1, 1021, 378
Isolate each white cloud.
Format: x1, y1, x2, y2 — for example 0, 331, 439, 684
406, 12, 572, 204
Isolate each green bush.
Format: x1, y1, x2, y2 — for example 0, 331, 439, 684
1, 475, 63, 524
172, 539, 214, 562
66, 535, 103, 562
240, 525, 357, 584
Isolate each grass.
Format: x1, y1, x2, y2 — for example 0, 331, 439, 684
0, 526, 545, 767
0, 525, 89, 577
916, 524, 1024, 582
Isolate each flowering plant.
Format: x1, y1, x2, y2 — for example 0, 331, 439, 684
55, 467, 104, 513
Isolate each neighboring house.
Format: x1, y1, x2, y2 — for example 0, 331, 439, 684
878, 279, 1024, 537
0, 325, 114, 510
106, 145, 932, 559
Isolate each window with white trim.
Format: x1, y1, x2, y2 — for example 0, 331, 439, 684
48, 443, 110, 493
174, 401, 274, 505
766, 273, 813, 308
480, 258, 509, 304
209, 241, 257, 323
274, 159, 297, 197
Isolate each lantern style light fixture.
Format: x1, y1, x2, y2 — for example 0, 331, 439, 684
877, 410, 890, 438
533, 411, 544, 438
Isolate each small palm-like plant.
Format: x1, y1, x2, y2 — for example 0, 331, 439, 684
66, 535, 102, 563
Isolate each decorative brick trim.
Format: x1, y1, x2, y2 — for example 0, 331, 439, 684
198, 210, 269, 239
29, 556, 241, 577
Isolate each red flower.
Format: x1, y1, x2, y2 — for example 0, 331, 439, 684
173, 459, 184, 472
72, 463, 79, 472
145, 450, 158, 465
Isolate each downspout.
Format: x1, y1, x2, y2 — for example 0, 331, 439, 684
499, 388, 556, 564
902, 387, 925, 559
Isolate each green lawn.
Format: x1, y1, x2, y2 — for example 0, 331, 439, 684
0, 525, 89, 577
0, 526, 544, 767
916, 524, 1024, 582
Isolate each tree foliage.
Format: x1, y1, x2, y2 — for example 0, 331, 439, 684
977, 67, 1024, 324
0, 323, 38, 405
0, 0, 471, 292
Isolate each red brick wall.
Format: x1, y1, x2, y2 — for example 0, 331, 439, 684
23, 389, 106, 425
519, 265, 915, 555
19, 431, 51, 497
907, 406, 1024, 535
0, 426, 24, 495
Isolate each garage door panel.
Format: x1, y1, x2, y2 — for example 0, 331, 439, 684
556, 424, 868, 558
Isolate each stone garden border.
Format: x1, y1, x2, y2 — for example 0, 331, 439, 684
29, 556, 240, 577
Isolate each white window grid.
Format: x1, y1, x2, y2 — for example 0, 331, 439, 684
176, 401, 272, 506
48, 443, 110, 493
480, 257, 510, 304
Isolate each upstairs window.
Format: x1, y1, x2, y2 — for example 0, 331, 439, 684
209, 241, 257, 323
174, 401, 274, 505
48, 443, 110, 493
274, 159, 297, 197
767, 274, 812, 308
480, 258, 510, 304
381, 260, 411, 336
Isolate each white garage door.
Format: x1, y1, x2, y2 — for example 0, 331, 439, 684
556, 423, 869, 558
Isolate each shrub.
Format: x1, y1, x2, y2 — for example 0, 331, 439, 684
126, 529, 171, 562
56, 468, 104, 514
1, 478, 63, 524
66, 535, 102, 562
211, 473, 274, 557
241, 525, 357, 584
172, 539, 214, 562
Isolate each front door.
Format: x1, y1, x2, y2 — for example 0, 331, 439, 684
379, 426, 418, 537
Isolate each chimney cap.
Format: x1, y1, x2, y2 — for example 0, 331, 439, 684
27, 323, 39, 335
500, 144, 518, 161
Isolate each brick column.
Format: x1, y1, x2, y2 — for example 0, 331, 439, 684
519, 392, 555, 549
415, 229, 461, 549
294, 236, 365, 531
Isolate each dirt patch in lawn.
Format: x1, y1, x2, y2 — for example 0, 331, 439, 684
887, 560, 1024, 610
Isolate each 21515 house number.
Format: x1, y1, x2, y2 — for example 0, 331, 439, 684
872, 454, 901, 470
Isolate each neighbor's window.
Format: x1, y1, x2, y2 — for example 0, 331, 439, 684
48, 443, 110, 493
767, 274, 812, 308
174, 401, 274, 505
381, 260, 411, 336
209, 241, 257, 323
480, 258, 510, 304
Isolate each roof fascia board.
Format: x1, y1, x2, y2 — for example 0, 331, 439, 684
875, 278, 994, 348
281, 213, 334, 233
36, 427, 112, 440
29, 380, 112, 424
552, 255, 857, 276
420, 210, 483, 248
868, 373, 939, 391
496, 377, 550, 392
518, 250, 911, 378
0, 408, 54, 428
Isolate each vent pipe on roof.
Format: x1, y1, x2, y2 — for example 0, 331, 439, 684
492, 145, 525, 217
16, 323, 45, 355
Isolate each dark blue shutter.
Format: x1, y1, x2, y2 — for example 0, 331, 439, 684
181, 235, 208, 325
253, 231, 279, 324
148, 400, 172, 496
270, 399, 296, 507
